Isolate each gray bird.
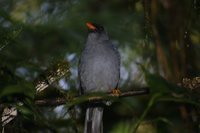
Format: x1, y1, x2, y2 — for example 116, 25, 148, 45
78, 22, 120, 133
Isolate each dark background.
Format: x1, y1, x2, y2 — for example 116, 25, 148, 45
0, 0, 200, 133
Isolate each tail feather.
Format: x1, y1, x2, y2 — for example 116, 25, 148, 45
84, 107, 103, 133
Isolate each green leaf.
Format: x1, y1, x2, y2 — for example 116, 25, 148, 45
158, 96, 200, 107
141, 66, 187, 94
109, 121, 132, 133
0, 81, 35, 102
16, 104, 35, 121
131, 93, 162, 133
153, 117, 173, 126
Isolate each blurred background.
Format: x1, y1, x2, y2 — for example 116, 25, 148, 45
0, 0, 200, 133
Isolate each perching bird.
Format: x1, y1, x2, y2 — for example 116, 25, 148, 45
78, 22, 120, 133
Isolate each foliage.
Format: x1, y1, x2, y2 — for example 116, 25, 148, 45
0, 0, 200, 133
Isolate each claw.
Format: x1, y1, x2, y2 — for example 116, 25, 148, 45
111, 88, 121, 96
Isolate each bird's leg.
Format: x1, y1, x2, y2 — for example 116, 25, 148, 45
111, 88, 121, 96
103, 88, 121, 106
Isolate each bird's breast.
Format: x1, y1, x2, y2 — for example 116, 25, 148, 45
80, 44, 119, 93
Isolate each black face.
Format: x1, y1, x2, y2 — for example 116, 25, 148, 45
88, 23, 105, 33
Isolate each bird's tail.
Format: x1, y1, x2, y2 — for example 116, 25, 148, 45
84, 107, 104, 133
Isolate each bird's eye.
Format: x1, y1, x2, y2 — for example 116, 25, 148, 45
101, 26, 104, 30
99, 26, 104, 31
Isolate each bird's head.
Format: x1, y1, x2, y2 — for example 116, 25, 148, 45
86, 22, 104, 33
86, 22, 108, 41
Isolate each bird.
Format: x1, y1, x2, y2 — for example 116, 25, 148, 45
78, 22, 120, 133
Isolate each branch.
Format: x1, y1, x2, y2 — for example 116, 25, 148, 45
35, 88, 150, 106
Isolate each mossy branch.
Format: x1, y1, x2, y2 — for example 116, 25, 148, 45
35, 88, 150, 106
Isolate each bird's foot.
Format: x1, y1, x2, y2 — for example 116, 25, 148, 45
111, 88, 121, 97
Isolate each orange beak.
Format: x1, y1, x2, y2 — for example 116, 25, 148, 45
86, 22, 96, 30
